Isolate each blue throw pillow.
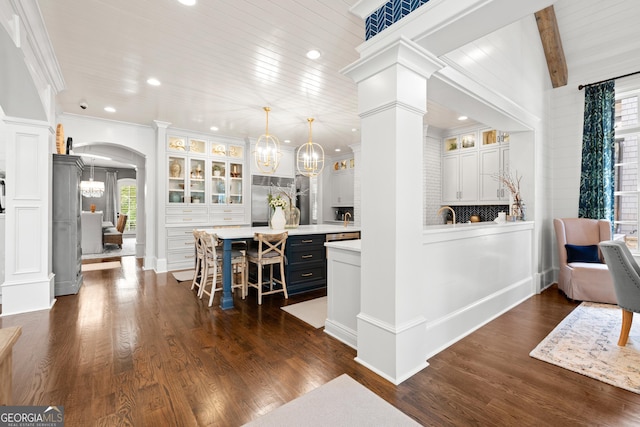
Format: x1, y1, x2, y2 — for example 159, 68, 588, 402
565, 244, 600, 263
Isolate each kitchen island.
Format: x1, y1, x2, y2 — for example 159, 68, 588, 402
201, 224, 360, 309
325, 220, 534, 378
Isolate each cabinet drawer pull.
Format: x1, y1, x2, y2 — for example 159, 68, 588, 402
301, 239, 313, 243
183, 210, 192, 213
185, 242, 193, 245
224, 210, 232, 213
301, 272, 313, 277
184, 255, 195, 259
224, 217, 232, 221
184, 231, 192, 234
301, 254, 313, 259
183, 218, 192, 221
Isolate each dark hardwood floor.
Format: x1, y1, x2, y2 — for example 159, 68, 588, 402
2, 257, 640, 426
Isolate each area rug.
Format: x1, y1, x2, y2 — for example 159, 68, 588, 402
81, 237, 136, 261
530, 301, 640, 394
242, 374, 420, 426
281, 296, 327, 329
172, 269, 195, 283
81, 261, 121, 272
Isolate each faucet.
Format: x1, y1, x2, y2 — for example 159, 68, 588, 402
343, 212, 352, 227
436, 206, 456, 225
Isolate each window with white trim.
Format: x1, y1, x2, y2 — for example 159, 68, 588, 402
118, 178, 137, 233
614, 91, 640, 250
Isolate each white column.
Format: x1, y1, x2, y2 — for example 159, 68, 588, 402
1, 117, 55, 315
152, 121, 170, 272
349, 143, 361, 227
343, 37, 444, 384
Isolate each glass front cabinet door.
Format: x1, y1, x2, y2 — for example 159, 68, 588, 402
168, 156, 186, 203
210, 143, 245, 205
189, 158, 206, 204
229, 162, 243, 204
211, 160, 226, 204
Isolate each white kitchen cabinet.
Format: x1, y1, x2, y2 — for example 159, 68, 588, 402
479, 146, 510, 202
442, 151, 478, 204
331, 168, 354, 207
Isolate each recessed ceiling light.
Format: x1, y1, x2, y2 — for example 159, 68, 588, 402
306, 50, 321, 60
458, 115, 468, 121
335, 148, 341, 152
147, 77, 161, 86
284, 139, 291, 143
351, 128, 357, 132
210, 126, 219, 131
178, 0, 196, 5
104, 106, 116, 113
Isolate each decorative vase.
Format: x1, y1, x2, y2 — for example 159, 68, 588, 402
512, 199, 523, 221
56, 123, 65, 154
270, 206, 286, 229
285, 206, 301, 229
90, 204, 96, 213
170, 160, 181, 178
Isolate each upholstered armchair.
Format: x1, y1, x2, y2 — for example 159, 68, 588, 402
553, 218, 616, 304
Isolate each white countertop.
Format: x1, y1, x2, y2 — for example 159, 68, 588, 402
325, 239, 361, 252
200, 224, 360, 239
423, 220, 534, 233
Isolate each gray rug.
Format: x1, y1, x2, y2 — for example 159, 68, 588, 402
281, 296, 327, 328
81, 237, 136, 260
172, 269, 195, 283
242, 374, 421, 426
530, 302, 640, 394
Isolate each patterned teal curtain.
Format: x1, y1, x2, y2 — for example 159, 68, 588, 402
578, 80, 616, 223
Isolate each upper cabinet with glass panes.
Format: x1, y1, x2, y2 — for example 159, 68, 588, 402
167, 136, 207, 154
443, 131, 477, 153
211, 142, 244, 159
480, 129, 510, 147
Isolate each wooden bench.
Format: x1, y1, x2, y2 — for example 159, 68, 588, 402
103, 214, 128, 248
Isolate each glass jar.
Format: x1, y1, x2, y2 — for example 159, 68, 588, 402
285, 206, 301, 229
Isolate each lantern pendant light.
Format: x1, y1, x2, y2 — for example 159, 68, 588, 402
254, 106, 281, 174
296, 118, 325, 177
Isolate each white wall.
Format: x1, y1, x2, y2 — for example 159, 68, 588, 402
58, 114, 156, 266
439, 16, 552, 290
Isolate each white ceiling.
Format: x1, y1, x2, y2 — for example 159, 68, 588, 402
37, 0, 640, 166
37, 0, 474, 160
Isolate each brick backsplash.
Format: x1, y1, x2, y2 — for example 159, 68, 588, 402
436, 205, 510, 224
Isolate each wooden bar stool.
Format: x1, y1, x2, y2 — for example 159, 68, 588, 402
200, 233, 247, 307
190, 230, 206, 296
246, 232, 288, 305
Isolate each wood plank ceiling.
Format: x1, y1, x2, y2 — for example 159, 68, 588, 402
36, 0, 640, 154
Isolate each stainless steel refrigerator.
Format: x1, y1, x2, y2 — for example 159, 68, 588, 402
250, 174, 311, 226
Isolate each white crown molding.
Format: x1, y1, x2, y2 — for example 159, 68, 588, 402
11, 0, 65, 94
349, 0, 388, 19
342, 36, 445, 84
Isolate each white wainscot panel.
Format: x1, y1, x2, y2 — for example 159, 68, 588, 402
420, 222, 534, 358
15, 206, 41, 274
15, 133, 41, 199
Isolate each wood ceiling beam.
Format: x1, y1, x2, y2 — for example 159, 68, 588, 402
535, 5, 568, 88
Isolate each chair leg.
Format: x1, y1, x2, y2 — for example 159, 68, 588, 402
280, 261, 288, 300
257, 262, 263, 305
199, 262, 208, 299
208, 263, 218, 307
619, 309, 634, 346
241, 258, 247, 299
191, 257, 201, 291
